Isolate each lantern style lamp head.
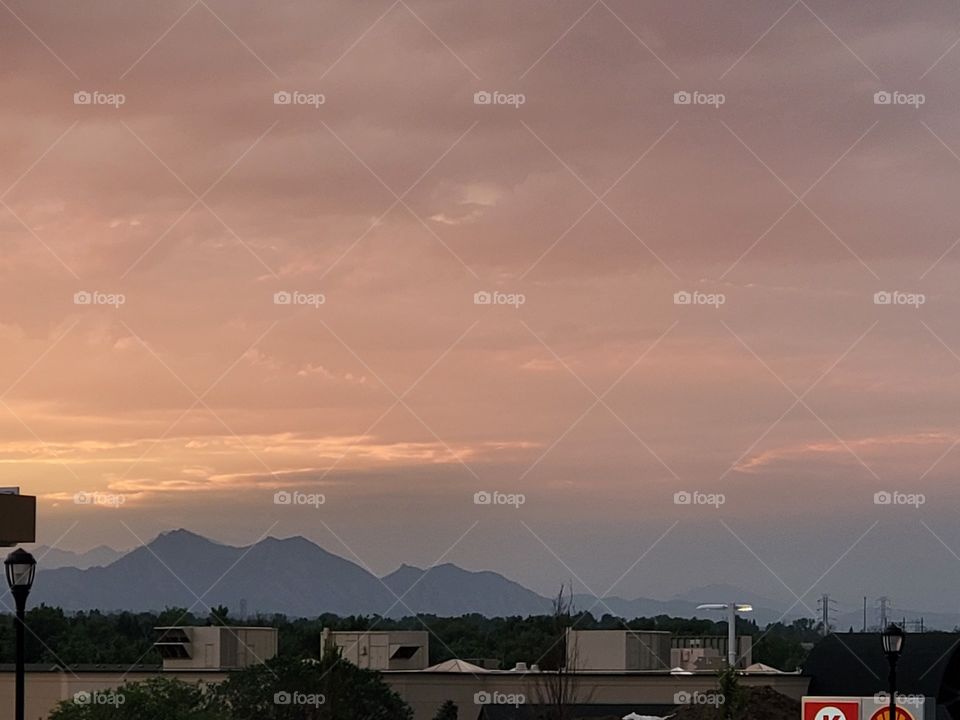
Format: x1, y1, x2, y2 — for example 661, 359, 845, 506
882, 623, 905, 657
7, 547, 35, 720
4, 548, 36, 595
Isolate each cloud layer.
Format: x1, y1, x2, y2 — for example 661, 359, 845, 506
5, 0, 960, 610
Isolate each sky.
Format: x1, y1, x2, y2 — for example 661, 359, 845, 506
4, 0, 960, 618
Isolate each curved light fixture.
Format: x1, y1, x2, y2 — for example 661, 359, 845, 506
696, 602, 753, 669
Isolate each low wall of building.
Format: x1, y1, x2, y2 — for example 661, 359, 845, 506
0, 669, 226, 720
384, 670, 811, 720
0, 667, 810, 720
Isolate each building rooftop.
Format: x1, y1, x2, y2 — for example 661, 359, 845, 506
385, 667, 798, 676
0, 664, 162, 673
805, 632, 960, 706
424, 659, 491, 673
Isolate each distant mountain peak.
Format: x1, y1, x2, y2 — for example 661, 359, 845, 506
32, 544, 126, 570
259, 534, 316, 548
33, 528, 918, 626
155, 528, 213, 541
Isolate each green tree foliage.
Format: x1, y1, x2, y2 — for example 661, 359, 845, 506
213, 652, 413, 720
0, 606, 185, 666
49, 677, 220, 720
432, 700, 458, 720
749, 618, 820, 671
716, 665, 746, 720
209, 605, 231, 626
47, 654, 415, 720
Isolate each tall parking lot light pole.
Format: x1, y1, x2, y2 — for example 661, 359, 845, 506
696, 602, 753, 668
5, 548, 36, 720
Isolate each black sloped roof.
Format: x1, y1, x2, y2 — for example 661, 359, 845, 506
803, 633, 960, 719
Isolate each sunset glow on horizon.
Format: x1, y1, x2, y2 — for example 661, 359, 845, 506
4, 0, 960, 610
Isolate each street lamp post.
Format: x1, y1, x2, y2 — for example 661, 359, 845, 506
696, 602, 754, 668
882, 623, 905, 720
5, 549, 36, 720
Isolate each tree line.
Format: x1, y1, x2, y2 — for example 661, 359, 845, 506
0, 603, 821, 671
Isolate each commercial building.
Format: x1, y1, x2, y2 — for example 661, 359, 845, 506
153, 626, 278, 671
0, 654, 807, 720
383, 665, 807, 720
566, 629, 672, 670
321, 628, 430, 671
566, 629, 752, 671
15, 626, 960, 719
671, 634, 753, 670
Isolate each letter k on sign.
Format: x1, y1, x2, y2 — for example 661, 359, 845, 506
803, 700, 860, 720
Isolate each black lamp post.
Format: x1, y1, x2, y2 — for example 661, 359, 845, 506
5, 549, 36, 720
882, 623, 905, 720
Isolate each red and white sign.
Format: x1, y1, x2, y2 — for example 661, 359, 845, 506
803, 698, 860, 720
803, 696, 926, 720
861, 694, 926, 720
867, 709, 914, 720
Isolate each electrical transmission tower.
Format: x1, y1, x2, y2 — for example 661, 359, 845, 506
877, 596, 891, 629
817, 594, 837, 635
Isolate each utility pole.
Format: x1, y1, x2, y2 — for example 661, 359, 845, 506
863, 597, 867, 632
